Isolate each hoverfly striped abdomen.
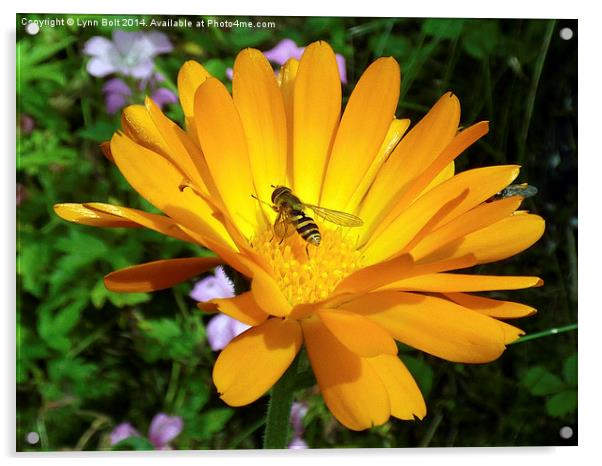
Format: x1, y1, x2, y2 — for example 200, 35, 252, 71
290, 209, 321, 246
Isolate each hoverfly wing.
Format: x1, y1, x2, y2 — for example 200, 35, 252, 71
503, 183, 538, 199
487, 183, 538, 202
273, 210, 295, 240
305, 204, 364, 227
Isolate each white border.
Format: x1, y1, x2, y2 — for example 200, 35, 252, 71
5, 1, 597, 465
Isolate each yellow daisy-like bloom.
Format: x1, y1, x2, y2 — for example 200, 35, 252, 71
55, 41, 545, 431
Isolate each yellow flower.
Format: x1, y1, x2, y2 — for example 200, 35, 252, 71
55, 41, 545, 431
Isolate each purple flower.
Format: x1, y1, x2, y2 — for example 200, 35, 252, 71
263, 38, 304, 64
109, 414, 183, 450
99, 73, 176, 115
16, 183, 27, 206
190, 267, 250, 351
227, 38, 347, 84
190, 266, 235, 302
148, 413, 184, 450
288, 436, 308, 449
84, 30, 173, 80
102, 78, 132, 114
150, 87, 178, 109
110, 422, 140, 446
206, 314, 251, 351
290, 401, 308, 434
335, 54, 348, 84
19, 114, 35, 134
288, 401, 309, 449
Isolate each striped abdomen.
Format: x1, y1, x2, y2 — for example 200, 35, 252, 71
291, 209, 321, 246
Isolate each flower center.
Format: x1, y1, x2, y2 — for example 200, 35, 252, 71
251, 225, 363, 306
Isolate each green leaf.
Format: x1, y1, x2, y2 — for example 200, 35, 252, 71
107, 291, 151, 308
422, 19, 465, 40
400, 355, 434, 398
562, 353, 577, 387
179, 379, 211, 414
19, 62, 67, 86
522, 366, 566, 396
462, 20, 500, 59
37, 294, 87, 352
140, 318, 183, 343
49, 230, 109, 294
77, 120, 119, 142
229, 26, 272, 48
202, 58, 229, 80
45, 356, 117, 401
546, 389, 577, 418
17, 146, 77, 170
17, 36, 76, 68
17, 36, 75, 87
112, 436, 155, 451
371, 35, 411, 59
195, 408, 234, 440
17, 241, 52, 297
17, 323, 49, 383
136, 317, 204, 362
90, 279, 107, 309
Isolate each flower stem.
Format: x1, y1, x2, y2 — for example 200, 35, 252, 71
509, 323, 577, 345
262, 353, 300, 449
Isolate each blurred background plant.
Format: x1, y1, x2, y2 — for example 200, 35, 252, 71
16, 15, 577, 450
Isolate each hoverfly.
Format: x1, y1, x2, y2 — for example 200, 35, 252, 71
486, 183, 538, 202
252, 185, 363, 248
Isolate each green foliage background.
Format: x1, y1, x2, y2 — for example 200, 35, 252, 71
16, 14, 577, 450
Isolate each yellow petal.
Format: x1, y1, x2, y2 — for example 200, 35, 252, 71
104, 257, 221, 292
364, 165, 521, 263
334, 253, 476, 297
213, 318, 302, 406
177, 60, 211, 141
367, 355, 426, 420
420, 213, 545, 265
279, 58, 299, 185
178, 60, 211, 119
121, 104, 168, 156
403, 121, 489, 206
362, 187, 469, 264
334, 254, 414, 296
343, 291, 512, 363
121, 102, 206, 193
233, 48, 288, 210
442, 292, 537, 319
145, 97, 214, 194
292, 41, 341, 205
361, 120, 489, 243
359, 93, 460, 236
99, 141, 114, 163
302, 316, 390, 430
110, 132, 236, 251
249, 263, 293, 317
317, 309, 397, 357
193, 78, 258, 238
321, 57, 400, 211
209, 292, 269, 326
54, 203, 139, 228
83, 202, 195, 243
411, 196, 522, 261
382, 273, 543, 292
431, 165, 521, 230
421, 160, 455, 194
346, 118, 411, 213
